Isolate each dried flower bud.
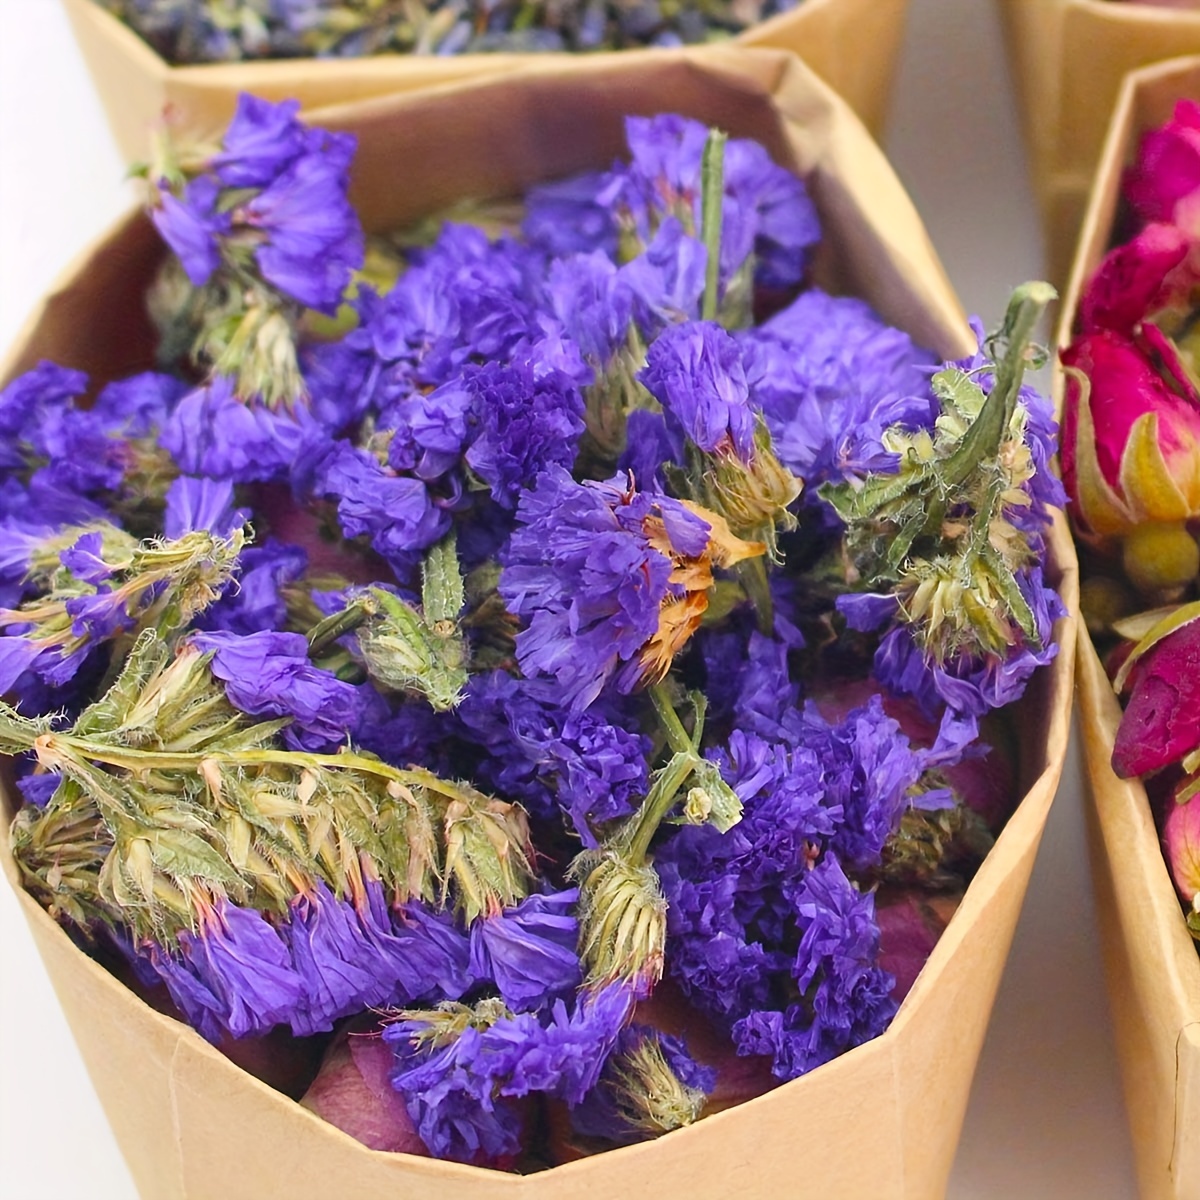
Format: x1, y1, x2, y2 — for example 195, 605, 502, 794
393, 998, 513, 1051
572, 851, 667, 992
211, 299, 306, 409
345, 536, 467, 711
441, 788, 534, 923
591, 1030, 710, 1137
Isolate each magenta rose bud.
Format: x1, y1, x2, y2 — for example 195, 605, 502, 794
1077, 223, 1191, 337
1061, 330, 1200, 593
1125, 98, 1200, 226
1163, 790, 1200, 906
301, 1027, 431, 1156
1112, 613, 1200, 778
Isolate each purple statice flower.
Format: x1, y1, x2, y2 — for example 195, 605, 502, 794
312, 440, 448, 569
16, 769, 61, 808
658, 682, 962, 1057
617, 409, 674, 494
0, 632, 86, 705
0, 520, 54, 608
316, 226, 553, 431
385, 377, 474, 482
0, 478, 118, 616
389, 1016, 528, 1165
198, 539, 308, 636
241, 134, 363, 314
211, 94, 310, 189
657, 729, 833, 1021
836, 591, 901, 633
499, 467, 712, 711
620, 218, 707, 332
545, 252, 634, 368
161, 375, 317, 484
873, 566, 1065, 720
523, 171, 618, 260
331, 270, 462, 419
64, 587, 137, 642
300, 336, 376, 437
386, 983, 634, 1163
0, 362, 88, 459
722, 135, 820, 289
152, 177, 230, 287
144, 890, 472, 1045
728, 629, 802, 741
467, 889, 582, 1010
455, 671, 650, 845
796, 697, 956, 870
738, 290, 937, 488
606, 114, 819, 289
31, 411, 128, 499
191, 628, 387, 751
163, 476, 248, 539
357, 697, 459, 777
640, 320, 755, 460
282, 881, 403, 1036
462, 356, 586, 510
153, 95, 363, 314
401, 225, 546, 367
282, 880, 477, 1037
0, 362, 131, 499
59, 531, 112, 586
147, 899, 305, 1042
92, 372, 188, 438
731, 856, 896, 1081
375, 894, 476, 1003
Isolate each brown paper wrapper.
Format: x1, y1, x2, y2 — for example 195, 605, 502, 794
1055, 54, 1200, 1200
1, 47, 1076, 1199
997, 0, 1200, 289
63, 0, 909, 163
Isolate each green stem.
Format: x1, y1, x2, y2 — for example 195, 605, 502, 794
306, 596, 376, 657
625, 751, 697, 866
736, 555, 774, 634
700, 129, 727, 323
649, 681, 693, 756
942, 282, 1055, 489
33, 731, 477, 807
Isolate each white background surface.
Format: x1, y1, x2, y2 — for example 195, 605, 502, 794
0, 0, 1142, 1195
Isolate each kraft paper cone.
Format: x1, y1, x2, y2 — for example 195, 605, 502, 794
996, 0, 1200, 289
1055, 55, 1200, 1200
62, 0, 908, 164
0, 47, 1077, 1200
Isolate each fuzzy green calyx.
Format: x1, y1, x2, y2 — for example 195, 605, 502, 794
571, 850, 667, 992
602, 1032, 710, 1136
335, 534, 468, 711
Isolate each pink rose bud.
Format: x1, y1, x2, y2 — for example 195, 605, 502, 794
1061, 330, 1200, 594
300, 1026, 431, 1156
1112, 612, 1200, 778
1125, 99, 1200, 227
1078, 224, 1192, 337
1163, 789, 1200, 905
876, 889, 963, 1003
